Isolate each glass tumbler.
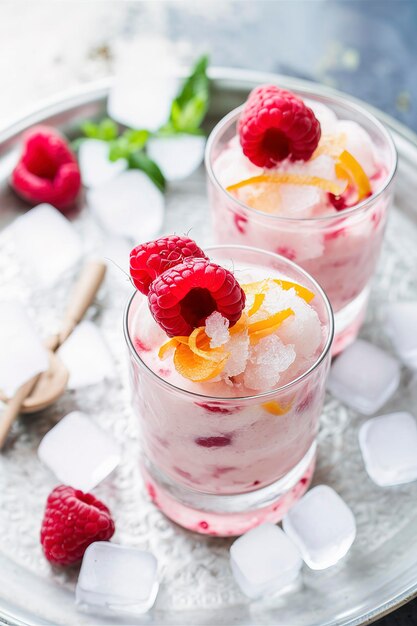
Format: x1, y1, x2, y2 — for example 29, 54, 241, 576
124, 245, 334, 536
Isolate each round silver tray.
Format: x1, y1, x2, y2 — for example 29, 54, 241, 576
1, 69, 417, 626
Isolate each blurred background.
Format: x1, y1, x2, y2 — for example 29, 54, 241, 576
1, 0, 416, 132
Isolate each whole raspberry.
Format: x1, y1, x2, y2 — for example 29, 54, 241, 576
130, 235, 208, 295
238, 85, 321, 167
11, 126, 81, 212
148, 258, 246, 337
40, 485, 115, 566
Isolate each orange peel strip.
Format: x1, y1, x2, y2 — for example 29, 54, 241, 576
248, 308, 294, 344
188, 327, 225, 362
272, 279, 315, 303
229, 313, 249, 336
335, 150, 371, 201
173, 343, 229, 382
158, 336, 189, 359
247, 293, 265, 317
262, 400, 292, 415
226, 173, 344, 196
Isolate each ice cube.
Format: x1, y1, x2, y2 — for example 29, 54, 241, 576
205, 311, 230, 348
243, 334, 295, 391
327, 339, 400, 414
87, 170, 164, 242
282, 485, 356, 570
230, 523, 302, 599
304, 100, 338, 135
76, 542, 158, 616
108, 72, 178, 132
58, 321, 114, 389
0, 301, 49, 396
147, 134, 206, 181
222, 331, 250, 378
359, 412, 417, 486
9, 204, 83, 287
278, 184, 323, 218
385, 302, 417, 369
38, 411, 120, 491
78, 139, 127, 188
336, 120, 378, 177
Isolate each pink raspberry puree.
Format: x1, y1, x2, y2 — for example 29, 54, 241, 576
127, 259, 332, 535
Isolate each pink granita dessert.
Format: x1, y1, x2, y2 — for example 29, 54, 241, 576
206, 85, 396, 354
125, 237, 333, 536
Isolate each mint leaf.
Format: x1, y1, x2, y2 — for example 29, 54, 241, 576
162, 54, 210, 134
128, 151, 166, 193
108, 129, 149, 162
81, 118, 118, 141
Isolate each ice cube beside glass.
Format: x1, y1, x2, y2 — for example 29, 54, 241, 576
76, 542, 158, 616
385, 302, 417, 369
87, 170, 164, 242
229, 523, 302, 599
327, 339, 401, 414
38, 411, 120, 491
78, 139, 127, 188
282, 485, 356, 570
0, 301, 49, 396
9, 203, 83, 287
359, 412, 417, 486
57, 320, 114, 389
147, 134, 206, 181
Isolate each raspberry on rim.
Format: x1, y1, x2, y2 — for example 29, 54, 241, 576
148, 257, 246, 337
130, 235, 208, 295
238, 85, 321, 168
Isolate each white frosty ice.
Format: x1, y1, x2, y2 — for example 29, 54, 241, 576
244, 334, 295, 391
87, 170, 165, 242
385, 301, 417, 369
205, 311, 230, 348
282, 485, 356, 570
9, 204, 83, 287
336, 120, 378, 177
359, 412, 417, 486
222, 331, 250, 378
0, 301, 49, 396
304, 100, 338, 135
230, 523, 302, 599
57, 320, 114, 389
327, 339, 401, 414
76, 542, 159, 616
147, 134, 206, 181
78, 139, 127, 188
38, 411, 120, 491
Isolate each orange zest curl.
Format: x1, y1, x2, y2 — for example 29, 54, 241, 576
335, 150, 371, 201
226, 173, 344, 196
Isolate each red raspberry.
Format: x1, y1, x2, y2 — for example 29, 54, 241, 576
40, 485, 115, 566
11, 126, 81, 212
238, 85, 321, 167
130, 235, 208, 295
148, 258, 246, 337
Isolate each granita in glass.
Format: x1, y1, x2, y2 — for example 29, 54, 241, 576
124, 235, 333, 536
206, 85, 397, 354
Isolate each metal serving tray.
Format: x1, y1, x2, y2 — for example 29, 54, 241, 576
1, 69, 417, 626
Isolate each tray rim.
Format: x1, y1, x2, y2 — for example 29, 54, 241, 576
1, 67, 417, 626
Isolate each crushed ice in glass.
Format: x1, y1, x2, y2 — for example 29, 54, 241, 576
205, 311, 230, 348
359, 412, 417, 486
243, 334, 295, 391
283, 485, 356, 570
87, 170, 164, 242
58, 320, 114, 389
385, 302, 417, 369
0, 301, 49, 396
38, 411, 120, 491
147, 134, 206, 181
76, 542, 159, 616
230, 523, 302, 599
327, 339, 401, 414
78, 139, 127, 188
8, 204, 83, 287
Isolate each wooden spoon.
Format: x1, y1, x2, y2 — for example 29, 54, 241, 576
0, 260, 107, 448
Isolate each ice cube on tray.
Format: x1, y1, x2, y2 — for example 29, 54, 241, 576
230, 523, 302, 599
76, 542, 159, 616
78, 139, 127, 188
87, 170, 164, 242
147, 134, 206, 181
327, 339, 401, 414
9, 203, 83, 287
359, 412, 417, 486
385, 302, 417, 369
58, 321, 114, 389
38, 411, 120, 491
0, 301, 49, 396
282, 485, 356, 570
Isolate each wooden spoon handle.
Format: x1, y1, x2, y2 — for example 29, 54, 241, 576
0, 375, 40, 449
51, 260, 107, 349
